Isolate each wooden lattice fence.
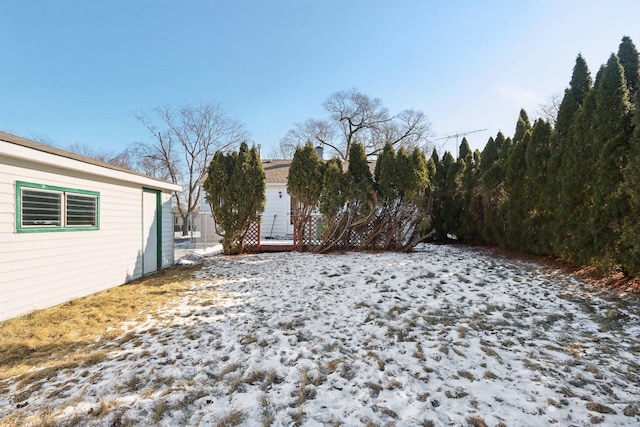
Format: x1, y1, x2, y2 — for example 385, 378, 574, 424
292, 214, 384, 251
293, 215, 324, 250
243, 221, 261, 252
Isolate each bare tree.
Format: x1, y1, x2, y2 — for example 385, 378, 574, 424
272, 119, 335, 159
63, 142, 115, 162
279, 88, 432, 161
135, 101, 249, 235
538, 92, 562, 126
31, 133, 169, 175
113, 142, 172, 179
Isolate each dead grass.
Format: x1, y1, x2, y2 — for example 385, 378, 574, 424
586, 401, 617, 414
0, 264, 201, 381
366, 351, 386, 371
296, 369, 316, 406
457, 370, 476, 381
466, 417, 488, 427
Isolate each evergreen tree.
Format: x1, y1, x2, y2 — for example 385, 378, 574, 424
317, 143, 375, 252
591, 54, 633, 270
459, 137, 473, 161
466, 149, 484, 241
424, 151, 438, 230
552, 55, 593, 257
524, 119, 553, 254
621, 93, 640, 275
569, 54, 593, 106
501, 110, 533, 249
556, 67, 601, 263
430, 151, 460, 240
345, 142, 375, 237
426, 150, 438, 186
374, 143, 398, 200
371, 143, 431, 250
618, 36, 640, 98
203, 142, 265, 255
457, 139, 480, 242
347, 142, 374, 202
287, 141, 324, 250
479, 132, 510, 246
318, 158, 346, 218
504, 129, 530, 249
409, 148, 430, 200
513, 109, 532, 145
429, 148, 440, 168
480, 136, 498, 168
444, 151, 465, 239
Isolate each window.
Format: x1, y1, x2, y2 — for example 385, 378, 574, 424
21, 189, 62, 227
16, 181, 99, 232
66, 194, 98, 226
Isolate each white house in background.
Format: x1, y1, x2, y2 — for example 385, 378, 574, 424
200, 159, 293, 240
261, 160, 293, 239
0, 130, 182, 321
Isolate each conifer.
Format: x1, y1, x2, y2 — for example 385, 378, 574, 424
621, 93, 640, 275
591, 54, 632, 269
287, 141, 325, 250
203, 142, 265, 254
618, 36, 640, 98
505, 129, 530, 249
524, 119, 553, 254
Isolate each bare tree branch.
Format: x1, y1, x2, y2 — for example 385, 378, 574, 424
275, 119, 335, 159
281, 88, 432, 161
134, 101, 249, 235
538, 92, 562, 126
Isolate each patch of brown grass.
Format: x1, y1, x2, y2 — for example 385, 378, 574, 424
0, 264, 201, 381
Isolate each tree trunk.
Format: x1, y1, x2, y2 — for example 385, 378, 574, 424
181, 212, 189, 236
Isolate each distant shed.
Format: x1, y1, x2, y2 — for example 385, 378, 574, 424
0, 131, 181, 321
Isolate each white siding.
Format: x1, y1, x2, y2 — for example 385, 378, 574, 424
161, 191, 174, 268
0, 154, 176, 321
262, 184, 291, 239
199, 185, 211, 213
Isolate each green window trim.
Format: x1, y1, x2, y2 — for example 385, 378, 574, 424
16, 181, 100, 233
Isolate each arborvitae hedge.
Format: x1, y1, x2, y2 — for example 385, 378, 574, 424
432, 36, 640, 277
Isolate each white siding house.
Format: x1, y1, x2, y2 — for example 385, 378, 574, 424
261, 160, 292, 239
0, 131, 182, 321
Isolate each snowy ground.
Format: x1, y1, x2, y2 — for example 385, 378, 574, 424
2, 244, 640, 426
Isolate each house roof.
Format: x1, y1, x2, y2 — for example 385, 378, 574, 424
0, 130, 182, 192
262, 159, 291, 184
197, 157, 376, 186
262, 159, 377, 183
197, 158, 293, 185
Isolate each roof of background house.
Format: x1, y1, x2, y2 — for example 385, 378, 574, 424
262, 159, 291, 184
0, 130, 181, 190
261, 158, 378, 184
198, 159, 293, 185
198, 157, 376, 185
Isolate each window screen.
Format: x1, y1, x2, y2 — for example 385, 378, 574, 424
66, 194, 97, 226
21, 189, 62, 227
17, 181, 100, 232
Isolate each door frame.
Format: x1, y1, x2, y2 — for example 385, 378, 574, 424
142, 188, 162, 275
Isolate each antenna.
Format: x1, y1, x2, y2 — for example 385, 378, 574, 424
433, 129, 486, 155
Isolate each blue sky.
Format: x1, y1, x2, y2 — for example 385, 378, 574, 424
2, 1, 640, 157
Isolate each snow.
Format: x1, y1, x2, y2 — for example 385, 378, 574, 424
2, 244, 640, 426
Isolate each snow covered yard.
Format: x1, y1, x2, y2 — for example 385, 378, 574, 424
2, 244, 639, 426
